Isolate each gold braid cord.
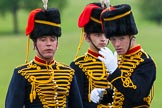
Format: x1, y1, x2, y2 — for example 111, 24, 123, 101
75, 53, 113, 107
117, 51, 144, 89
18, 62, 74, 108
111, 50, 152, 107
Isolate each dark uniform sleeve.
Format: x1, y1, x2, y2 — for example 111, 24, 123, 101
68, 75, 83, 108
70, 61, 85, 100
70, 61, 98, 107
5, 68, 26, 108
108, 58, 156, 103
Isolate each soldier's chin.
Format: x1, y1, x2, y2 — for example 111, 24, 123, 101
117, 51, 124, 55
99, 46, 107, 49
43, 54, 53, 59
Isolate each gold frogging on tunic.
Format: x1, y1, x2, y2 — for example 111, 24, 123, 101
75, 53, 113, 108
110, 50, 152, 107
18, 61, 74, 108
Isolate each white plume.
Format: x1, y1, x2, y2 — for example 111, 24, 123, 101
100, 0, 110, 9
100, 0, 105, 8
42, 0, 48, 10
104, 0, 110, 9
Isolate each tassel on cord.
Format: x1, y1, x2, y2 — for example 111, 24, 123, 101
88, 78, 91, 102
30, 77, 36, 103
25, 36, 30, 63
151, 85, 154, 102
74, 28, 84, 59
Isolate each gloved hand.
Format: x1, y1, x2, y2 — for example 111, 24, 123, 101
98, 47, 118, 74
90, 88, 105, 103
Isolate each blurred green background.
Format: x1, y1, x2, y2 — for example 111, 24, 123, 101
0, 0, 161, 108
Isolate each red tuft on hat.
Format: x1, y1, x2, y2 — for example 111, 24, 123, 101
78, 4, 100, 28
25, 8, 42, 36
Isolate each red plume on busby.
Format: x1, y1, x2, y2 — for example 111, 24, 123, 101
101, 4, 138, 38
75, 2, 107, 59
78, 3, 105, 34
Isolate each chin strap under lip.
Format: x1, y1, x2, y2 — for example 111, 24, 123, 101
88, 34, 110, 52
125, 35, 134, 54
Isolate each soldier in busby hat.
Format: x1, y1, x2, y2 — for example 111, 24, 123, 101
90, 4, 156, 108
70, 1, 114, 108
5, 1, 83, 108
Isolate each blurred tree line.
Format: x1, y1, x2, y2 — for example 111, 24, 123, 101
0, 0, 161, 34
0, 0, 68, 34
139, 0, 162, 25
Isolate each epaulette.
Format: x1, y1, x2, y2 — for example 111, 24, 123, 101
55, 61, 74, 71
15, 63, 29, 69
73, 54, 86, 61
141, 48, 149, 59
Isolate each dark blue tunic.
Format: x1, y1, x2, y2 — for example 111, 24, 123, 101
70, 49, 113, 108
5, 56, 83, 108
100, 45, 156, 108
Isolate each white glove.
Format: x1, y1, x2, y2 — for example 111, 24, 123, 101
114, 51, 118, 64
98, 47, 118, 74
90, 88, 105, 103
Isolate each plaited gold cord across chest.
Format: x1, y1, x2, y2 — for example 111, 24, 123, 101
76, 55, 108, 80
75, 54, 113, 107
118, 51, 144, 89
18, 62, 73, 108
110, 51, 145, 107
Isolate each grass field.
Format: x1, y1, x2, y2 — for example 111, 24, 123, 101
0, 0, 162, 107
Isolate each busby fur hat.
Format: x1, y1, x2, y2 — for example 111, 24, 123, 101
26, 8, 61, 40
78, 3, 105, 34
101, 4, 138, 38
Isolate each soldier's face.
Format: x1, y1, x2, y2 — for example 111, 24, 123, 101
85, 33, 109, 52
35, 35, 58, 61
110, 35, 131, 55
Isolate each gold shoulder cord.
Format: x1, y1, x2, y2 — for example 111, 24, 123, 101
25, 36, 30, 63
74, 28, 84, 59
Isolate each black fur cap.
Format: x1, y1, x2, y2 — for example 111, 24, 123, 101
101, 4, 138, 38
27, 8, 61, 40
